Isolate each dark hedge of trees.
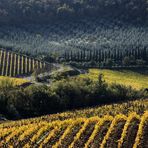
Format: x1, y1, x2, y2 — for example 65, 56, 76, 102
0, 75, 147, 119
61, 48, 148, 67
0, 0, 148, 24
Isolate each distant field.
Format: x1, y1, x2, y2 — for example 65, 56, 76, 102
80, 69, 148, 90
0, 76, 29, 86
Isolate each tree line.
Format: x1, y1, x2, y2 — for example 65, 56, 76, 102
0, 0, 147, 24
0, 75, 147, 120
61, 48, 148, 67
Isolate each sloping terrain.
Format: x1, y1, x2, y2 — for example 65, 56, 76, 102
0, 49, 52, 77
0, 19, 148, 56
1, 99, 147, 124
0, 112, 147, 148
0, 76, 29, 86
80, 69, 148, 90
0, 0, 147, 24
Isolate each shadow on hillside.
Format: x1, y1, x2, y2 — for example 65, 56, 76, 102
113, 67, 148, 76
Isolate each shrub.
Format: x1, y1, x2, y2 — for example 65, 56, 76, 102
0, 75, 145, 119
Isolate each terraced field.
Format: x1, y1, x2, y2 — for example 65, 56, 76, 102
39, 99, 148, 122
0, 112, 147, 148
80, 69, 148, 90
0, 49, 51, 77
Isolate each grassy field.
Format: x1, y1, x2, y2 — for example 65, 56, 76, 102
0, 76, 29, 86
80, 69, 148, 90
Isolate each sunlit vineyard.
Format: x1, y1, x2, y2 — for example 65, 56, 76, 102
80, 69, 148, 90
0, 112, 147, 147
0, 1, 148, 147
0, 49, 51, 77
1, 99, 147, 127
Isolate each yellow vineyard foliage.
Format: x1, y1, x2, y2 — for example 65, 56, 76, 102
0, 76, 29, 86
80, 69, 148, 90
0, 112, 147, 148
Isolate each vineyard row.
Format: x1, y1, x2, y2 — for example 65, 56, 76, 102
0, 112, 147, 148
0, 49, 50, 77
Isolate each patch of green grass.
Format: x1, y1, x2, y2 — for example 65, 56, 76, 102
80, 69, 148, 90
0, 76, 29, 86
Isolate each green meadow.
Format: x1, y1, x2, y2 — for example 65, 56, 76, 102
80, 69, 148, 90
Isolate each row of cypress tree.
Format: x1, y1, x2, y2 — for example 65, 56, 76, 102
63, 48, 148, 63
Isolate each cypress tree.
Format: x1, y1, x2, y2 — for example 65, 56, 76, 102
142, 47, 147, 61
116, 49, 120, 61
114, 49, 117, 62
137, 48, 140, 59
70, 51, 73, 61
104, 50, 107, 62
89, 50, 92, 61
108, 50, 111, 59
129, 49, 132, 57
96, 50, 98, 61
80, 50, 83, 62
111, 51, 114, 60
77, 51, 80, 62
102, 50, 105, 62
64, 51, 66, 60
84, 50, 86, 61
135, 49, 138, 59
125, 49, 129, 57
67, 51, 70, 61
98, 50, 101, 63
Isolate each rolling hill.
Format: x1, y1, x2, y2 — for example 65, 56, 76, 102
0, 49, 52, 77
80, 69, 148, 90
0, 0, 147, 24
0, 76, 29, 86
0, 0, 148, 147
0, 19, 148, 57
0, 99, 148, 147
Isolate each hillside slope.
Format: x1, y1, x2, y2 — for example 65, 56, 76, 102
0, 0, 147, 24
0, 76, 29, 86
80, 69, 148, 90
1, 99, 148, 125
1, 19, 148, 56
0, 112, 147, 148
0, 49, 52, 77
